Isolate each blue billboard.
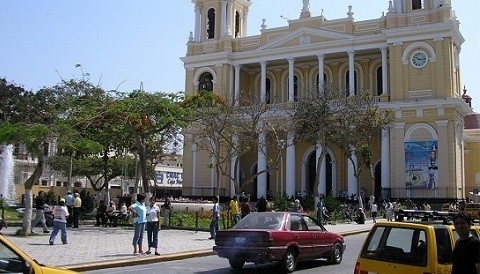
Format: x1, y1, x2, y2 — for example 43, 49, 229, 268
404, 141, 438, 189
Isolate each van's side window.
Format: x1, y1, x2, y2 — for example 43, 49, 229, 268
434, 228, 453, 264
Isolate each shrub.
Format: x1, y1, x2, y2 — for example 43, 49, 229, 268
271, 193, 291, 211
299, 194, 315, 211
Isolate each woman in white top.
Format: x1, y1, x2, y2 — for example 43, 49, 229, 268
145, 196, 161, 255
49, 198, 69, 245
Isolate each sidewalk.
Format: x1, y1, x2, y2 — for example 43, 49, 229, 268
1, 221, 373, 272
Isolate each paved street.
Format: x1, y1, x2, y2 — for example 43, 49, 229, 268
0, 221, 373, 271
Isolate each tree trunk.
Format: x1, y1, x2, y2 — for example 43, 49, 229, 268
137, 138, 150, 196
23, 152, 44, 234
102, 149, 110, 202
22, 189, 33, 234
66, 154, 73, 192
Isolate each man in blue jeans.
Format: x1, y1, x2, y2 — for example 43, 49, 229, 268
209, 196, 220, 239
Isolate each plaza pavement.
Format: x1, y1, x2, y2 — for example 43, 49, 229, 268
1, 221, 373, 272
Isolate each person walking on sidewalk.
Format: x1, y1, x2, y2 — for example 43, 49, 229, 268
129, 193, 147, 255
49, 198, 69, 245
371, 202, 378, 223
145, 196, 161, 256
31, 191, 49, 234
209, 196, 220, 240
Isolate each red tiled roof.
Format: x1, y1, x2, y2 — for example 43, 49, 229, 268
465, 113, 480, 129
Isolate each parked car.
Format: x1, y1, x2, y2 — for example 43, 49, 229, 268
355, 209, 480, 274
0, 234, 77, 273
213, 212, 345, 273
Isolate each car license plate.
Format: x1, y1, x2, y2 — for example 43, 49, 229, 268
234, 237, 246, 244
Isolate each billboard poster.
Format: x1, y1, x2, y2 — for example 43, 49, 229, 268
404, 141, 438, 189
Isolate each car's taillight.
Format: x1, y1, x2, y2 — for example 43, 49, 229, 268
354, 262, 370, 274
354, 262, 360, 274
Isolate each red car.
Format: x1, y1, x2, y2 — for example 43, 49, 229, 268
213, 212, 346, 273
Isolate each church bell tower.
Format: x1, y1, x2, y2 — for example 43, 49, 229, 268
191, 0, 252, 42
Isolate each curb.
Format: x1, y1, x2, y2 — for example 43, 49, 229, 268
63, 229, 371, 272
65, 250, 214, 272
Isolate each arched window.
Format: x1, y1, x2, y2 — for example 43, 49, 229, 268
316, 72, 327, 94
346, 70, 358, 96
376, 66, 383, 96
294, 75, 299, 101
412, 0, 423, 10
207, 8, 215, 39
234, 11, 240, 38
265, 78, 271, 104
199, 72, 214, 91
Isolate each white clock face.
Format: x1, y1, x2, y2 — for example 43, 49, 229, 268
411, 51, 428, 68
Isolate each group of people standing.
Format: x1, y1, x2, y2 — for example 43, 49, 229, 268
128, 193, 165, 255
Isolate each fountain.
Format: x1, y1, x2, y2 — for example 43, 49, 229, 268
0, 144, 16, 205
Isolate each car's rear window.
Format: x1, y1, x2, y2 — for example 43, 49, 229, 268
361, 226, 427, 266
234, 213, 283, 229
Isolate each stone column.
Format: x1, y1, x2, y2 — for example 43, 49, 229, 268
288, 58, 295, 101
286, 131, 296, 197
348, 50, 355, 96
230, 134, 238, 197
257, 128, 267, 199
331, 160, 337, 197
347, 148, 358, 196
260, 61, 267, 103
192, 142, 197, 195
221, 1, 228, 37
317, 54, 324, 94
194, 5, 201, 42
381, 46, 388, 95
226, 1, 233, 36
436, 120, 448, 190
381, 128, 390, 189
316, 143, 326, 195
242, 9, 248, 37
234, 65, 241, 106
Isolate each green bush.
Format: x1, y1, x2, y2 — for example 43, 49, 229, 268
271, 193, 291, 211
324, 194, 342, 220
299, 194, 315, 211
169, 211, 211, 229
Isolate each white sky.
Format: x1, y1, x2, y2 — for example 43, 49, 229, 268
0, 0, 478, 111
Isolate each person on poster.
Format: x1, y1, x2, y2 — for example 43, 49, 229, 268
427, 150, 438, 189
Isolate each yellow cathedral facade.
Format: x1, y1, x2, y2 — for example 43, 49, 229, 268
181, 0, 480, 202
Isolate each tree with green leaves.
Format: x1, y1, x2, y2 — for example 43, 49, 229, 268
184, 91, 271, 196
108, 90, 188, 196
330, 91, 393, 199
293, 89, 344, 197
0, 78, 87, 233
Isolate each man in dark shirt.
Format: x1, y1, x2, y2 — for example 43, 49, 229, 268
95, 200, 107, 226
452, 211, 480, 274
30, 191, 49, 234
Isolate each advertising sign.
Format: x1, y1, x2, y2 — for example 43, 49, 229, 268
405, 141, 438, 189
